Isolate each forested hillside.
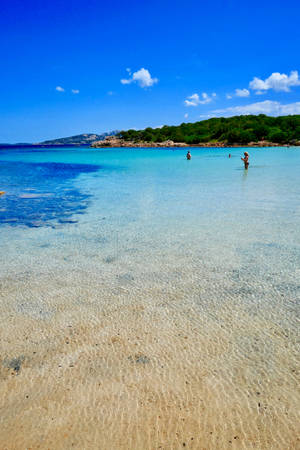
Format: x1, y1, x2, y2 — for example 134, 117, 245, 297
119, 115, 300, 145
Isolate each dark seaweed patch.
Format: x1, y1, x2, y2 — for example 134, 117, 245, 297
0, 160, 100, 228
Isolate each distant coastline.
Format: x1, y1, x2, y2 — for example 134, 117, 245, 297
0, 131, 119, 149
0, 143, 91, 149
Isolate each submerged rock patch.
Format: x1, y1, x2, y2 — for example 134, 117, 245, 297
3, 356, 25, 374
128, 354, 150, 365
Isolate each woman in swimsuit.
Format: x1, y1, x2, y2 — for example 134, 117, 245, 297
241, 151, 249, 169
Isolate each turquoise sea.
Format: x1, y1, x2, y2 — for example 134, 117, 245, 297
0, 146, 299, 448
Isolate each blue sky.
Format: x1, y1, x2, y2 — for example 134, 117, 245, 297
1, 0, 300, 142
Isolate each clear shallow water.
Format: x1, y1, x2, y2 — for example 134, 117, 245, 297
0, 146, 299, 449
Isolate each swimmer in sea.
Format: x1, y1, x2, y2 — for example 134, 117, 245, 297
241, 151, 249, 169
186, 151, 191, 160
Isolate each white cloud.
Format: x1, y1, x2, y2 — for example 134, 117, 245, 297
200, 92, 212, 104
249, 70, 300, 92
212, 100, 300, 116
120, 78, 131, 85
199, 114, 212, 119
126, 68, 131, 74
71, 89, 80, 94
55, 86, 65, 92
184, 92, 215, 106
184, 113, 189, 119
226, 89, 249, 99
132, 68, 158, 87
121, 68, 158, 88
107, 91, 115, 95
184, 93, 200, 106
235, 88, 250, 97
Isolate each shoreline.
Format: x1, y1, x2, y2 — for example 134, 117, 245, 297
1, 142, 299, 150
91, 136, 300, 149
91, 143, 298, 148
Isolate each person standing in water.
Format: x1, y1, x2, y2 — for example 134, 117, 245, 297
186, 151, 191, 160
241, 151, 249, 169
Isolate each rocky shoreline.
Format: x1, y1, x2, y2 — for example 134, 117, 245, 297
91, 136, 299, 148
91, 136, 188, 148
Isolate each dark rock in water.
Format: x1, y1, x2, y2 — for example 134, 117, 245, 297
117, 273, 134, 283
58, 218, 78, 224
128, 354, 150, 365
104, 256, 117, 263
3, 356, 25, 373
135, 355, 150, 364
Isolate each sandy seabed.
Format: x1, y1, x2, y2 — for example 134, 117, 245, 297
0, 249, 299, 450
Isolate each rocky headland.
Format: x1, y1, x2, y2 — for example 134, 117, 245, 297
91, 136, 188, 148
